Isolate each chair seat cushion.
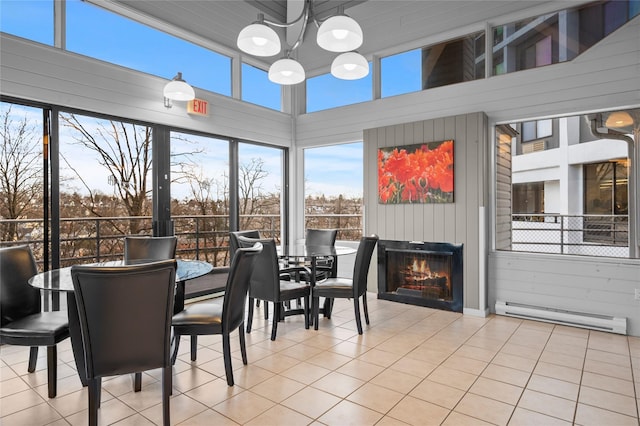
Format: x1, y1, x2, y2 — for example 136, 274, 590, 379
0, 311, 69, 346
172, 302, 223, 328
279, 280, 310, 299
313, 277, 354, 297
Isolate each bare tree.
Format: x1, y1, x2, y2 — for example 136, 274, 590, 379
0, 105, 42, 241
59, 113, 152, 234
238, 157, 269, 229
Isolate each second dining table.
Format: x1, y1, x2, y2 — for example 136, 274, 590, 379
29, 259, 213, 386
277, 243, 357, 321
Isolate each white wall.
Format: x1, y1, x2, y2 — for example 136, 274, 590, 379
0, 35, 293, 148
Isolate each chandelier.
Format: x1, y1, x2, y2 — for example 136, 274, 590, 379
236, 0, 368, 85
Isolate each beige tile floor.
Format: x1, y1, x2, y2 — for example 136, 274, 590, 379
1, 294, 639, 425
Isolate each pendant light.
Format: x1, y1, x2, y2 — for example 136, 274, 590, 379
269, 52, 306, 85
331, 51, 368, 80
317, 13, 363, 52
236, 14, 281, 57
237, 1, 367, 84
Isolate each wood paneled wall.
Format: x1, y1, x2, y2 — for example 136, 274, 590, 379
364, 113, 488, 312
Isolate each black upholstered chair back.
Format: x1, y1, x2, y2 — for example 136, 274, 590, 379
229, 230, 261, 260
0, 245, 40, 326
305, 229, 338, 246
70, 259, 176, 379
236, 236, 279, 302
222, 243, 263, 333
124, 236, 177, 262
351, 235, 379, 298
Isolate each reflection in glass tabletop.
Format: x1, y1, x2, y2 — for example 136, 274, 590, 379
28, 259, 213, 292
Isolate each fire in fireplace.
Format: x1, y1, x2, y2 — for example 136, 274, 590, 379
377, 240, 463, 312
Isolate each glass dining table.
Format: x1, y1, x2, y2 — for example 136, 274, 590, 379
277, 244, 357, 320
29, 259, 213, 386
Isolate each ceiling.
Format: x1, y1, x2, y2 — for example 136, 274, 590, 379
109, 0, 564, 75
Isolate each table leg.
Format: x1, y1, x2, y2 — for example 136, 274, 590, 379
309, 257, 317, 325
66, 293, 88, 387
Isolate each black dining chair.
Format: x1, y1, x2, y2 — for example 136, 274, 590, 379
230, 230, 299, 315
0, 245, 70, 399
305, 228, 339, 281
312, 235, 379, 334
171, 242, 262, 386
123, 235, 177, 391
70, 259, 176, 426
237, 236, 311, 341
124, 235, 177, 262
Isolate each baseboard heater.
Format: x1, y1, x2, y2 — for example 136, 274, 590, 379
495, 301, 627, 335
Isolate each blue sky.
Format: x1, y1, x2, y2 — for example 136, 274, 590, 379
0, 0, 365, 199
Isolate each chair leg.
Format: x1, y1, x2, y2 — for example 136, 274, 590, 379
28, 347, 38, 373
362, 293, 370, 325
271, 302, 279, 341
303, 295, 310, 329
171, 334, 181, 365
88, 378, 99, 426
256, 299, 260, 307
324, 298, 334, 318
313, 295, 320, 330
162, 366, 171, 426
239, 323, 248, 365
264, 301, 269, 320
190, 335, 198, 361
46, 346, 57, 398
222, 333, 234, 386
354, 298, 363, 335
134, 372, 142, 392
247, 297, 255, 333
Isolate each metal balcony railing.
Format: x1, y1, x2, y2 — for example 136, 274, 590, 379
0, 213, 364, 269
510, 214, 629, 258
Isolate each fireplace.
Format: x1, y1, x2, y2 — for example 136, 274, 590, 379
377, 240, 463, 312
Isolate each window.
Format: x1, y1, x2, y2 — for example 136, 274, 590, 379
241, 63, 281, 111
513, 182, 544, 214
304, 143, 363, 240
381, 32, 485, 98
238, 143, 285, 241
522, 119, 552, 142
0, 0, 53, 45
58, 112, 153, 265
66, 0, 231, 96
583, 160, 629, 246
584, 161, 628, 215
493, 0, 638, 76
496, 110, 636, 258
422, 32, 485, 90
170, 132, 230, 266
381, 49, 421, 98
0, 102, 46, 258
306, 70, 372, 113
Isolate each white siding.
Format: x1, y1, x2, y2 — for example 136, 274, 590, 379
363, 113, 488, 312
0, 35, 292, 147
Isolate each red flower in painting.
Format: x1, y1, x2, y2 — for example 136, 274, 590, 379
377, 140, 454, 204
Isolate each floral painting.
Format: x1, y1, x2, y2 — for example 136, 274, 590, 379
378, 140, 454, 204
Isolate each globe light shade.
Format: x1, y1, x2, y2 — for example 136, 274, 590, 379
269, 58, 305, 85
605, 111, 634, 129
237, 23, 281, 57
317, 15, 363, 52
163, 73, 195, 101
331, 52, 369, 80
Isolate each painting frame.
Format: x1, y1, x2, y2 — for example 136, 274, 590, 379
378, 139, 454, 204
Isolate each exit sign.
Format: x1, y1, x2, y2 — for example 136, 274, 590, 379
188, 98, 209, 117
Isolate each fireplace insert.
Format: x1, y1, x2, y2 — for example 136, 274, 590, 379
377, 240, 463, 312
